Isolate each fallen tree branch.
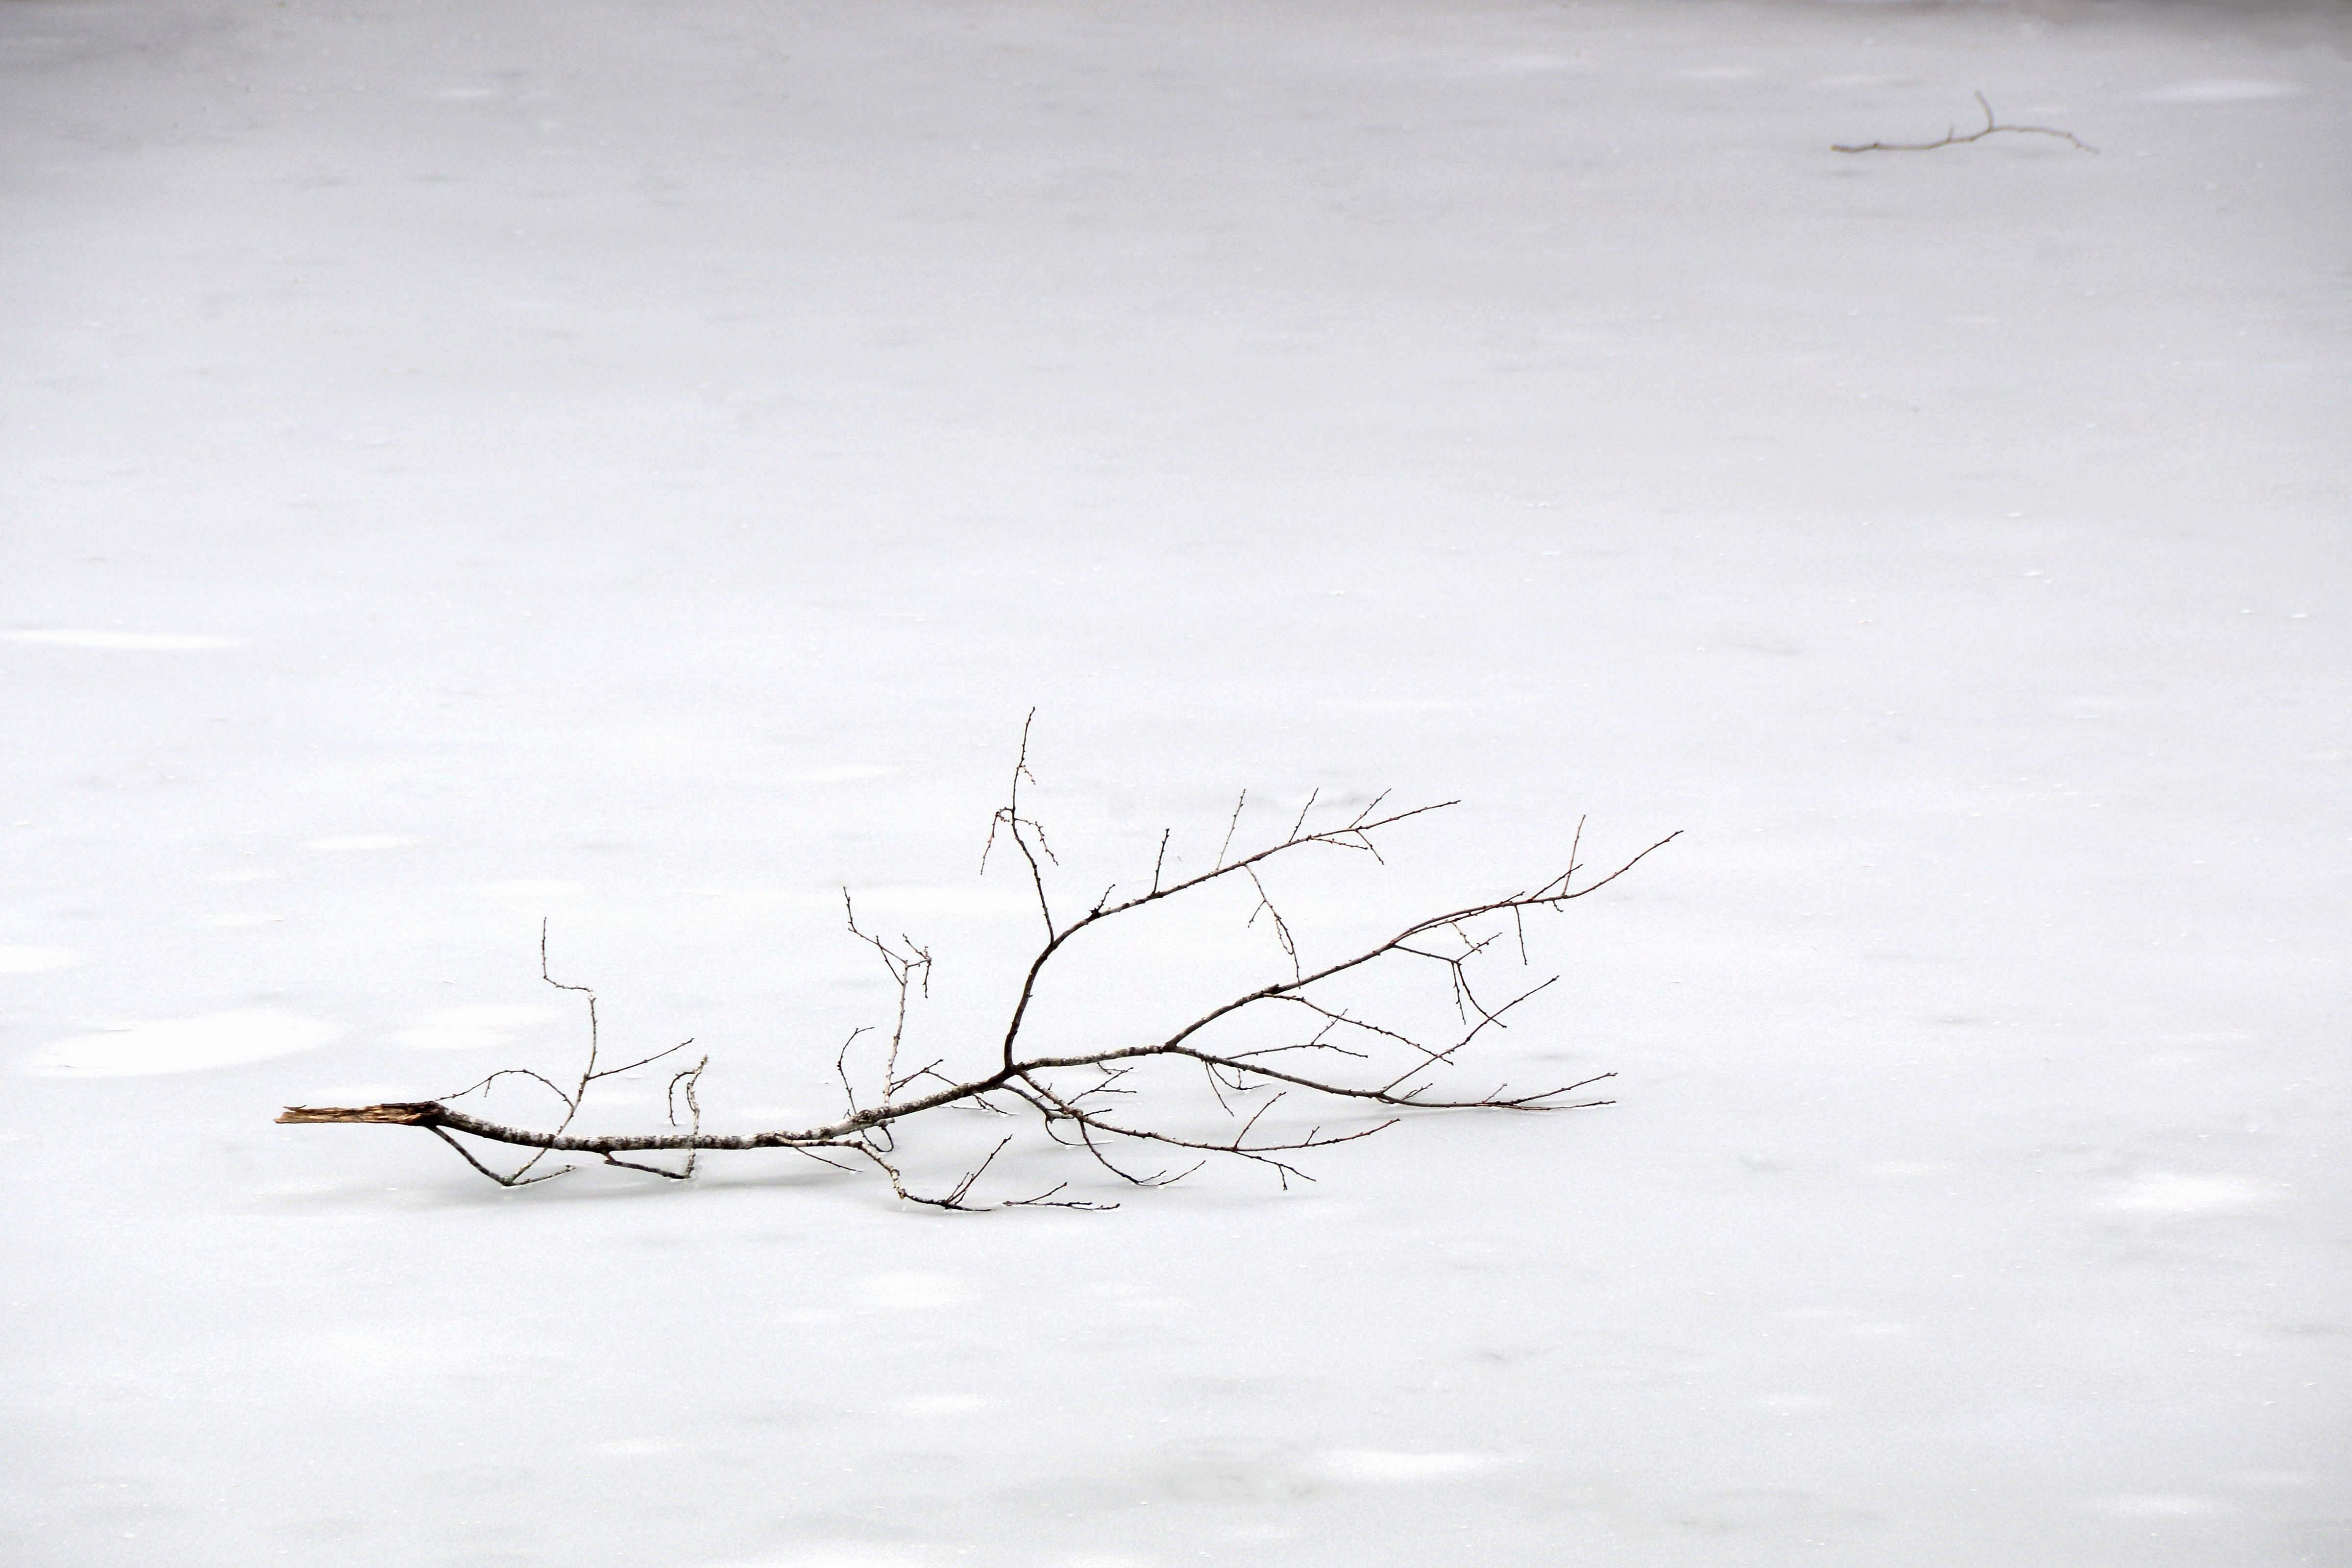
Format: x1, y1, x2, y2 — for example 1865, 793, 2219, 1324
281, 717, 1676, 1207
1834, 91, 2096, 155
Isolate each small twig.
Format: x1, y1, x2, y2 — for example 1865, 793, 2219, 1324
1242, 866, 1301, 982
440, 1066, 574, 1112
426, 1124, 572, 1187
589, 1039, 693, 1083
1215, 789, 1248, 870
669, 1054, 708, 1178
980, 708, 1058, 939
1006, 1182, 1118, 1212
1284, 787, 1320, 845
495, 920, 601, 1185
1835, 91, 2095, 155
842, 890, 931, 1106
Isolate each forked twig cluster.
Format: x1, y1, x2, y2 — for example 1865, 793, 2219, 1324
1834, 91, 2096, 155
280, 718, 1677, 1209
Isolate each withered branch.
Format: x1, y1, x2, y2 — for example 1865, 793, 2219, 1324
281, 722, 1675, 1208
1835, 91, 2096, 155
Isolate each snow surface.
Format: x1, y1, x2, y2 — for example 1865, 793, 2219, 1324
2, 0, 2346, 1563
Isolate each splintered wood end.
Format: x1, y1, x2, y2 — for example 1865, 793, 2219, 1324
276, 1102, 444, 1126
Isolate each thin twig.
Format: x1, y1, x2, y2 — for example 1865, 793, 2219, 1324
1835, 91, 2096, 155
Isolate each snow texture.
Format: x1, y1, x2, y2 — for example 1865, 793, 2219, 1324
2, 0, 2345, 1563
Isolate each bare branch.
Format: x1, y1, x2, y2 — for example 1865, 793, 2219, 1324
279, 730, 1673, 1209
1835, 91, 2096, 155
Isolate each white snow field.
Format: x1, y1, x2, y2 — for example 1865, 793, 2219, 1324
2, 0, 2345, 1563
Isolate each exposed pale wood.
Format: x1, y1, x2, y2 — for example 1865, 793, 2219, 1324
277, 1102, 444, 1126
